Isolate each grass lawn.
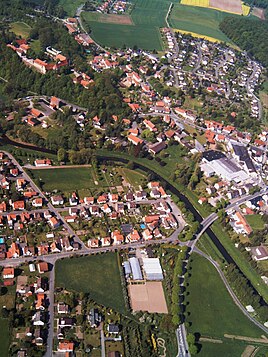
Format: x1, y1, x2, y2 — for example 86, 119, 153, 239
82, 0, 170, 50
186, 254, 264, 339
55, 253, 126, 313
117, 167, 146, 188
10, 22, 32, 38
0, 318, 10, 357
197, 340, 247, 357
245, 214, 265, 231
28, 167, 105, 195
170, 4, 234, 43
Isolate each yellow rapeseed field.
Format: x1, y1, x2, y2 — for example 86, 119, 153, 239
174, 28, 220, 42
181, 0, 209, 7
242, 3, 251, 16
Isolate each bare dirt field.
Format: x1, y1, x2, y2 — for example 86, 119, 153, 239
252, 7, 266, 20
128, 282, 168, 313
209, 0, 242, 14
98, 14, 133, 25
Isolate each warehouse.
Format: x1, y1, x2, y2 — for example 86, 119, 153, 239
129, 257, 143, 280
142, 258, 163, 280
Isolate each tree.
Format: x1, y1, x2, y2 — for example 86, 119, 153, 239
57, 148, 67, 162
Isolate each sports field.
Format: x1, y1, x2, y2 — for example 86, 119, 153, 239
55, 253, 126, 313
82, 0, 170, 50
170, 4, 233, 43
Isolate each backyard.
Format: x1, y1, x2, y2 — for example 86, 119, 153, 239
55, 253, 126, 313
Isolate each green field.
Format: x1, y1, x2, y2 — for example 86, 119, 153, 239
82, 0, 170, 50
29, 167, 100, 196
10, 22, 32, 38
170, 4, 233, 43
55, 253, 125, 313
197, 341, 247, 357
186, 254, 264, 339
245, 214, 265, 231
0, 319, 10, 357
58, 0, 85, 16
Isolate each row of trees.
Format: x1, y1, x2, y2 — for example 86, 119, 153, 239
225, 264, 268, 321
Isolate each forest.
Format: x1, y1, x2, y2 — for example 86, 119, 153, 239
220, 17, 268, 69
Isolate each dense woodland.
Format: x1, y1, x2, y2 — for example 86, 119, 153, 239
243, 0, 268, 9
220, 17, 268, 69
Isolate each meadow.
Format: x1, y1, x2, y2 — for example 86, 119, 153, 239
55, 253, 126, 313
185, 254, 266, 355
10, 22, 32, 38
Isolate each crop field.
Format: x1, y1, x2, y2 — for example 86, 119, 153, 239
10, 22, 32, 38
170, 4, 233, 43
181, 0, 245, 15
55, 253, 125, 313
82, 0, 171, 50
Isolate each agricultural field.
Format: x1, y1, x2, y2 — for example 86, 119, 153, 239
170, 4, 233, 43
9, 22, 32, 38
185, 254, 265, 340
82, 0, 171, 50
55, 253, 126, 313
180, 0, 249, 15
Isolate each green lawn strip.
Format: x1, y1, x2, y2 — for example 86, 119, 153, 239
245, 214, 265, 231
186, 253, 264, 339
211, 222, 268, 303
55, 253, 126, 313
196, 232, 225, 264
169, 4, 234, 43
0, 318, 10, 357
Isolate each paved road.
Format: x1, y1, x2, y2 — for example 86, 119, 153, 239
176, 324, 190, 357
100, 327, 106, 357
45, 265, 55, 357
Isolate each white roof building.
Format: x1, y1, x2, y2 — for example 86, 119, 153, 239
142, 258, 163, 280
